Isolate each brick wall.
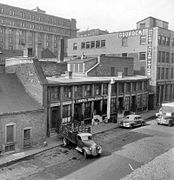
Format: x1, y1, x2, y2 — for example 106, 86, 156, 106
0, 110, 46, 153
6, 62, 43, 105
88, 56, 134, 76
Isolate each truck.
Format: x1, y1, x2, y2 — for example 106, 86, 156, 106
59, 123, 102, 159
156, 102, 174, 127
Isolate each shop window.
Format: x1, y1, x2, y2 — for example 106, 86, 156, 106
140, 36, 146, 45
91, 41, 95, 48
5, 123, 16, 152
62, 105, 71, 123
63, 86, 72, 99
103, 83, 108, 95
96, 40, 100, 48
139, 52, 146, 60
101, 40, 106, 47
94, 84, 101, 96
122, 37, 128, 47
81, 42, 85, 49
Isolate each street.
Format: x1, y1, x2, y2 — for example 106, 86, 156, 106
0, 119, 174, 180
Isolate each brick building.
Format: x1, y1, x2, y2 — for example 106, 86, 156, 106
0, 3, 77, 60
0, 74, 46, 154
5, 57, 149, 136
67, 17, 174, 106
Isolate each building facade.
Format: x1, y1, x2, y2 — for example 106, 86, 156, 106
0, 3, 77, 60
67, 17, 174, 106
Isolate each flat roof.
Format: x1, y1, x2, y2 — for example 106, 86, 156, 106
47, 75, 148, 85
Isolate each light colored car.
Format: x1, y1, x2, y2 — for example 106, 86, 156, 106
119, 114, 145, 128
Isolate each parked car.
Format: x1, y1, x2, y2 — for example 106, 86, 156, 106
119, 114, 145, 128
156, 115, 174, 127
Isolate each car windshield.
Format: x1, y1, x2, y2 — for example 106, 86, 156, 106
81, 135, 92, 141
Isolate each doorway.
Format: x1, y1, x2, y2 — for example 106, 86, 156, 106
51, 107, 60, 133
74, 103, 83, 123
94, 100, 101, 115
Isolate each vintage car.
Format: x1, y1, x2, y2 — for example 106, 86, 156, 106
119, 114, 145, 128
156, 115, 174, 127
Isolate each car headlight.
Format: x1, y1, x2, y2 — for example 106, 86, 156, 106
89, 147, 92, 151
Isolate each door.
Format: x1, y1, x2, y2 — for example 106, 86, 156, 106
24, 128, 31, 148
74, 104, 83, 123
51, 107, 60, 132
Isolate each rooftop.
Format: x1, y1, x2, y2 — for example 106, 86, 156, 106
0, 74, 42, 115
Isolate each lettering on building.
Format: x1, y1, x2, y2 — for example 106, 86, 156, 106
118, 29, 144, 38
146, 29, 153, 77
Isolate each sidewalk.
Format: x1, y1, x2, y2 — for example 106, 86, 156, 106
0, 109, 158, 168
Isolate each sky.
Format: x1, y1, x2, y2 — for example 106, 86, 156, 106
1, 0, 174, 32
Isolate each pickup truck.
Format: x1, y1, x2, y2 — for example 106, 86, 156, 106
60, 124, 102, 159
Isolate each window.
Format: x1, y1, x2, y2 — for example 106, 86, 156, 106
63, 86, 72, 99
94, 84, 101, 96
161, 67, 165, 79
84, 102, 92, 119
103, 83, 108, 95
140, 36, 146, 44
158, 35, 162, 45
162, 36, 166, 45
119, 83, 124, 94
81, 42, 85, 49
139, 52, 146, 60
73, 43, 77, 50
172, 38, 174, 46
140, 23, 145, 29
166, 52, 170, 63
157, 67, 161, 80
137, 82, 142, 91
158, 51, 162, 62
23, 128, 32, 148
166, 37, 170, 46
101, 40, 106, 47
126, 83, 131, 93
111, 67, 115, 76
96, 40, 100, 48
111, 84, 117, 95
111, 98, 117, 113
74, 85, 83, 98
171, 68, 174, 79
62, 105, 71, 123
162, 51, 165, 62
124, 67, 128, 76
5, 123, 16, 152
122, 53, 127, 57
91, 41, 95, 48
86, 41, 90, 49
85, 85, 92, 97
50, 87, 60, 101
122, 37, 128, 47
132, 82, 136, 92
171, 53, 174, 63
165, 68, 169, 79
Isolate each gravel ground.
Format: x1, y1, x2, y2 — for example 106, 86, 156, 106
121, 147, 174, 180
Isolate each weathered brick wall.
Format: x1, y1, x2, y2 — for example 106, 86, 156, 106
6, 63, 43, 105
88, 56, 134, 76
40, 61, 67, 77
0, 110, 46, 153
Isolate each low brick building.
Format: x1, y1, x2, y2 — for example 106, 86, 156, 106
0, 74, 46, 154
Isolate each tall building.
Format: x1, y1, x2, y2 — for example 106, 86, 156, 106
67, 17, 174, 106
0, 3, 77, 60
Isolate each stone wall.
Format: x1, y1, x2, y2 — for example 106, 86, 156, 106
6, 59, 43, 105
